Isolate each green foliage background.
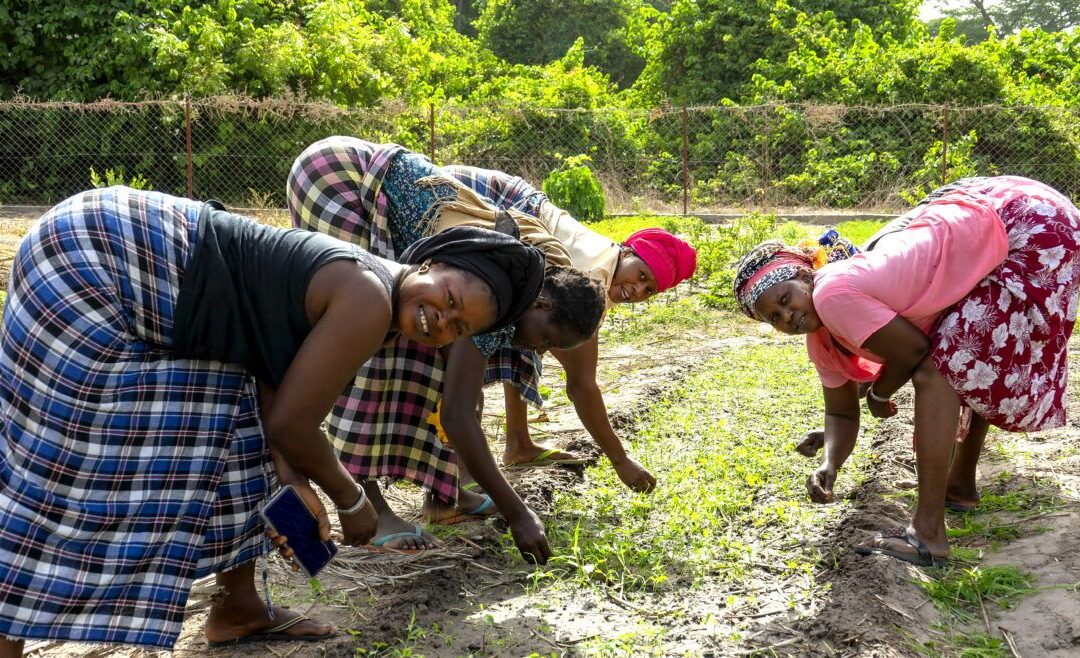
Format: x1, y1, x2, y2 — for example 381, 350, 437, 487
2, 0, 1079, 206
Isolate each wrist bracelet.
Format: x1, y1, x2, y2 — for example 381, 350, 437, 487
337, 483, 367, 515
867, 384, 891, 403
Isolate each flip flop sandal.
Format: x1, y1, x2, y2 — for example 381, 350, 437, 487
944, 498, 978, 514
461, 481, 484, 493
853, 527, 947, 568
504, 447, 589, 469
430, 494, 499, 526
208, 614, 335, 647
363, 525, 435, 553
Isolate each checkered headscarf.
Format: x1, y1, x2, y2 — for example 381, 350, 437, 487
734, 231, 859, 320
733, 241, 813, 319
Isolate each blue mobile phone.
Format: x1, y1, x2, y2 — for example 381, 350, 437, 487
260, 485, 338, 577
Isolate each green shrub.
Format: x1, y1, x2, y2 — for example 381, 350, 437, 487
543, 154, 606, 222
90, 166, 150, 190
901, 130, 983, 205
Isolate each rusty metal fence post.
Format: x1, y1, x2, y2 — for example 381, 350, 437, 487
428, 103, 436, 163
185, 98, 194, 199
941, 106, 949, 186
680, 105, 689, 215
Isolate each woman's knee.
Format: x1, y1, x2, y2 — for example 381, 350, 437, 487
911, 358, 948, 391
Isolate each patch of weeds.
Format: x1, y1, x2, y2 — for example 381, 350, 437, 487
947, 518, 1025, 543
948, 546, 984, 564
833, 219, 888, 246
885, 487, 919, 508
543, 338, 874, 596
978, 476, 1063, 515
581, 623, 667, 657
601, 296, 719, 345
355, 607, 428, 657
914, 632, 1009, 658
915, 565, 1034, 622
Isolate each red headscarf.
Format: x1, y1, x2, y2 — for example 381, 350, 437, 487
624, 228, 697, 293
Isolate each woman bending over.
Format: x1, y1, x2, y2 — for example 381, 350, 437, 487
0, 186, 544, 655
733, 176, 1079, 567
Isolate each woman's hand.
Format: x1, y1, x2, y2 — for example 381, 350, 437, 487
264, 481, 333, 572
807, 464, 838, 503
866, 395, 898, 419
337, 498, 378, 547
613, 456, 657, 493
508, 507, 552, 564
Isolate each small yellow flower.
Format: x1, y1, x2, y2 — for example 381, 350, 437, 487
426, 400, 451, 445
812, 248, 828, 270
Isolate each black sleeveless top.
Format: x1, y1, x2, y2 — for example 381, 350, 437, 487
173, 203, 395, 389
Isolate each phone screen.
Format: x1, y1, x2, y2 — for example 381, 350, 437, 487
260, 485, 338, 577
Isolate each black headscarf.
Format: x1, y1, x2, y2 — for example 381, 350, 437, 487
400, 225, 545, 332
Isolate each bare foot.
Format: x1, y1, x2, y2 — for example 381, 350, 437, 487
205, 605, 333, 646
423, 487, 500, 524
368, 509, 440, 550
854, 527, 948, 567
502, 443, 581, 466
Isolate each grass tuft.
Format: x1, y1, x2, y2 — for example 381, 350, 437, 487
916, 565, 1034, 622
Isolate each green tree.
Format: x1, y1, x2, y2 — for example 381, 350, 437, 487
475, 0, 650, 87
929, 0, 1080, 42
637, 0, 920, 104
0, 1, 151, 99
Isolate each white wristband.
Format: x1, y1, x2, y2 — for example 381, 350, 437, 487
337, 483, 367, 515
867, 384, 891, 403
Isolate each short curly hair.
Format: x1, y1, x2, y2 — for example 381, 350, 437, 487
543, 266, 606, 342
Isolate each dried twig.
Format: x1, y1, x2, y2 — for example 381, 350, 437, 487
874, 594, 915, 622
978, 593, 992, 635
732, 637, 801, 656
530, 628, 566, 650
265, 644, 286, 658
999, 627, 1022, 657
455, 535, 484, 551
465, 559, 501, 574
605, 590, 672, 618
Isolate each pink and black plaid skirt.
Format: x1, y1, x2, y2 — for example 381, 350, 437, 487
927, 178, 1080, 431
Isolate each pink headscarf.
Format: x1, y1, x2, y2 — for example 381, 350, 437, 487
624, 228, 697, 293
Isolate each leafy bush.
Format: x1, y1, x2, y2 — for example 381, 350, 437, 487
695, 212, 781, 311
89, 166, 150, 190
900, 130, 983, 205
543, 154, 606, 222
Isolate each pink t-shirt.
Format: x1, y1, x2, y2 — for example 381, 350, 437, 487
808, 183, 1015, 388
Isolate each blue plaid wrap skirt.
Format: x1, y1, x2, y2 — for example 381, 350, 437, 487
0, 187, 271, 648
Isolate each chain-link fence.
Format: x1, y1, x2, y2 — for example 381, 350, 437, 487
1, 98, 1078, 213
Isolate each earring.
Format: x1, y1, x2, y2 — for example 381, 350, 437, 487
417, 259, 432, 274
